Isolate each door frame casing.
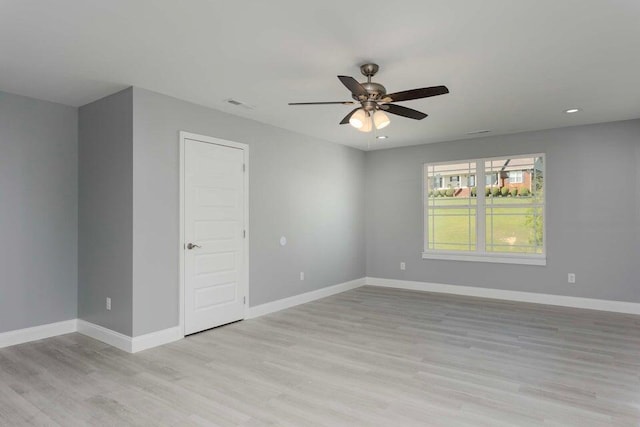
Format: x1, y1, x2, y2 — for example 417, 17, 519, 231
178, 131, 250, 338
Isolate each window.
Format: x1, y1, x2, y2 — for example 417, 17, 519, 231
468, 174, 476, 187
424, 154, 545, 265
509, 170, 524, 184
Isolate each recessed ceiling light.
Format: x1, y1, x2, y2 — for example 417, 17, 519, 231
376, 135, 388, 139
565, 108, 581, 114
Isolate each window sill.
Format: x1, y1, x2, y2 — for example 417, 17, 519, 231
422, 252, 546, 266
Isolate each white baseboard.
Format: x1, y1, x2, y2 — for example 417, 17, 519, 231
0, 319, 77, 349
131, 326, 182, 353
6, 277, 635, 353
77, 320, 182, 353
366, 277, 640, 315
246, 277, 366, 319
77, 320, 133, 352
2, 277, 367, 352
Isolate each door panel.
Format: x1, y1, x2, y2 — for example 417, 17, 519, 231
184, 138, 246, 335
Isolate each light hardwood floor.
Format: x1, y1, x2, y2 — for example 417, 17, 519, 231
1, 286, 639, 426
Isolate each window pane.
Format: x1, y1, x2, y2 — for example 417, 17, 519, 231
425, 161, 478, 252
427, 208, 476, 251
425, 162, 477, 205
486, 207, 544, 253
485, 156, 543, 204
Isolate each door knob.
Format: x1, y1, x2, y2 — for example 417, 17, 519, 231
186, 243, 201, 250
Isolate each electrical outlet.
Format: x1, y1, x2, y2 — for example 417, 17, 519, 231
106, 297, 112, 311
400, 262, 406, 271
568, 273, 576, 284
300, 272, 304, 281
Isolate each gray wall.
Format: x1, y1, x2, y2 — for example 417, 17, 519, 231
3, 83, 638, 338
78, 88, 133, 335
0, 91, 77, 333
637, 135, 640, 260
131, 88, 366, 336
366, 119, 640, 303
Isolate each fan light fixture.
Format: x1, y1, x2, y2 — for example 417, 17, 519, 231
349, 108, 367, 129
374, 110, 390, 129
349, 109, 390, 132
357, 112, 373, 132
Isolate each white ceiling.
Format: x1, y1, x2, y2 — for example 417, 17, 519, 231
2, 0, 639, 150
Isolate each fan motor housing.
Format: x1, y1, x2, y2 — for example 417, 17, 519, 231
352, 82, 386, 102
362, 82, 386, 98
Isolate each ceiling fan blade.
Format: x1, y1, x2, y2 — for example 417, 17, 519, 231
381, 104, 428, 120
383, 85, 449, 103
339, 108, 361, 125
337, 75, 369, 98
289, 101, 356, 105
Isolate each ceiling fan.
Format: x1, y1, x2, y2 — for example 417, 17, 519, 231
289, 63, 449, 132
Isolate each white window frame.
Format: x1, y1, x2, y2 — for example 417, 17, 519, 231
422, 154, 546, 266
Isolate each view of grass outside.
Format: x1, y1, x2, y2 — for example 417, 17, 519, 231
426, 198, 543, 253
426, 197, 475, 251
487, 202, 543, 254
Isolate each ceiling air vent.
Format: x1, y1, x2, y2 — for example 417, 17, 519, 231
225, 99, 255, 109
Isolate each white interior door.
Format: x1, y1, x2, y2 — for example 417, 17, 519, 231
184, 138, 246, 335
